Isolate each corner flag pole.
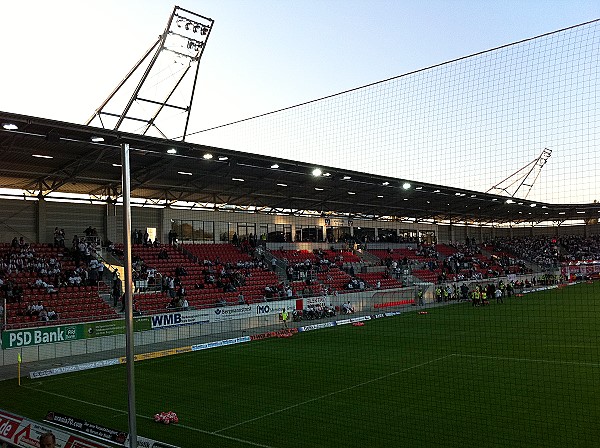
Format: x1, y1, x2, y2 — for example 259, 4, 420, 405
17, 352, 21, 386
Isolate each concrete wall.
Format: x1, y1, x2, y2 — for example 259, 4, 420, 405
0, 197, 596, 247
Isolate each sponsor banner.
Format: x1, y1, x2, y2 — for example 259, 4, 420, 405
30, 358, 121, 379
2, 318, 151, 350
0, 410, 24, 441
118, 346, 193, 364
44, 412, 179, 448
211, 306, 253, 321
252, 300, 296, 318
337, 316, 370, 325
561, 262, 600, 276
336, 318, 352, 326
208, 300, 296, 323
0, 409, 109, 448
84, 320, 124, 338
374, 299, 414, 309
372, 313, 386, 319
298, 321, 336, 332
150, 310, 210, 329
384, 311, 403, 317
304, 296, 326, 307
45, 412, 128, 445
522, 285, 558, 294
191, 336, 250, 351
2, 325, 81, 349
250, 328, 299, 341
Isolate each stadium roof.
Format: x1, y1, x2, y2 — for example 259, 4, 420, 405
1, 111, 598, 225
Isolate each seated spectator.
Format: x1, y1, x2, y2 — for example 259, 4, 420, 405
38, 307, 49, 322
158, 249, 169, 260
47, 308, 58, 320
167, 297, 181, 310
31, 301, 44, 316
342, 301, 354, 314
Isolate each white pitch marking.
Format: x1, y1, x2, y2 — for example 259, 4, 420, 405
21, 385, 276, 448
453, 353, 600, 367
215, 354, 455, 434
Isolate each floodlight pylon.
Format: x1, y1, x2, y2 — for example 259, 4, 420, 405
487, 148, 552, 199
86, 6, 214, 141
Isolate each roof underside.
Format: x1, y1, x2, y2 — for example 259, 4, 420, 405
1, 111, 598, 225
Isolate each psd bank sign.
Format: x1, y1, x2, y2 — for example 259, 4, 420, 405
2, 325, 79, 349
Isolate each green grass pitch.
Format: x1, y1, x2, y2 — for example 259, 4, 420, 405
2, 282, 600, 447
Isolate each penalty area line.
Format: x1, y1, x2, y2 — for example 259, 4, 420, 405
215, 353, 455, 434
453, 353, 600, 367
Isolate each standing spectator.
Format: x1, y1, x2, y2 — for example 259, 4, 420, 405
281, 308, 289, 328
112, 279, 121, 307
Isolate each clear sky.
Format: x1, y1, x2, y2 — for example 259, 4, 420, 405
1, 0, 597, 129
1, 1, 599, 205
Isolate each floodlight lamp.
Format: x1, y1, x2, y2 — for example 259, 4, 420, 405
203, 153, 213, 159
530, 203, 537, 207
505, 199, 515, 204
382, 181, 389, 186
167, 148, 177, 154
402, 182, 411, 190
91, 136, 104, 143
2, 123, 18, 130
312, 168, 322, 177
271, 164, 279, 169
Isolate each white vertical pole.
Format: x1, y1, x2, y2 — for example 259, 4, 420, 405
121, 143, 138, 448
